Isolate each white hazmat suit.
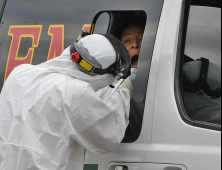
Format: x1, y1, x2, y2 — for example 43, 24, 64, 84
0, 34, 130, 170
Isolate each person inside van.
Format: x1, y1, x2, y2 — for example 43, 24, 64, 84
111, 12, 146, 93
118, 25, 145, 92
99, 12, 147, 143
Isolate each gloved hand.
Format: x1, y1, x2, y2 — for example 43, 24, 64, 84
119, 68, 137, 93
129, 68, 137, 86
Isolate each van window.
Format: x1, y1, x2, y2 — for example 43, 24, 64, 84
176, 1, 221, 130
183, 6, 221, 125
93, 11, 149, 142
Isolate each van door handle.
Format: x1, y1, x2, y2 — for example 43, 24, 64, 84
115, 166, 128, 170
164, 167, 183, 170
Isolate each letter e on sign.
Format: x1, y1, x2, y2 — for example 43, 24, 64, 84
4, 25, 42, 81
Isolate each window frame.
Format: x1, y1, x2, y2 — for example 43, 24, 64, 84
91, 10, 154, 143
175, 0, 221, 131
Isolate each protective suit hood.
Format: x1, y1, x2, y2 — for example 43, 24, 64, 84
40, 34, 116, 91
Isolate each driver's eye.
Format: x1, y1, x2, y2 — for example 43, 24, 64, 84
123, 40, 130, 44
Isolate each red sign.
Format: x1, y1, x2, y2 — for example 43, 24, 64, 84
4, 24, 91, 82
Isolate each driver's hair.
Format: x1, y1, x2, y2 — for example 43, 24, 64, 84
115, 11, 146, 40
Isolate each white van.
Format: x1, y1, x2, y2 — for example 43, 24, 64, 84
0, 0, 221, 169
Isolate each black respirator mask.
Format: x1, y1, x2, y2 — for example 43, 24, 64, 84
70, 31, 131, 81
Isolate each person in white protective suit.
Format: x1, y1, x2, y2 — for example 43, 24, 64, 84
0, 34, 131, 170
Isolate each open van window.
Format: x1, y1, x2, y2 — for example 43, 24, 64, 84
92, 11, 148, 143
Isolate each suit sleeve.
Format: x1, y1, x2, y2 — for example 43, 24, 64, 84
63, 79, 130, 154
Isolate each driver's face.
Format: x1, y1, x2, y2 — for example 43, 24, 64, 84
121, 26, 144, 68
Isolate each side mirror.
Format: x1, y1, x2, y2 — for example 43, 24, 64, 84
91, 12, 110, 34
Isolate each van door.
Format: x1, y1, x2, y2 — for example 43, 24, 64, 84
84, 1, 164, 170
85, 0, 221, 170
146, 0, 221, 170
